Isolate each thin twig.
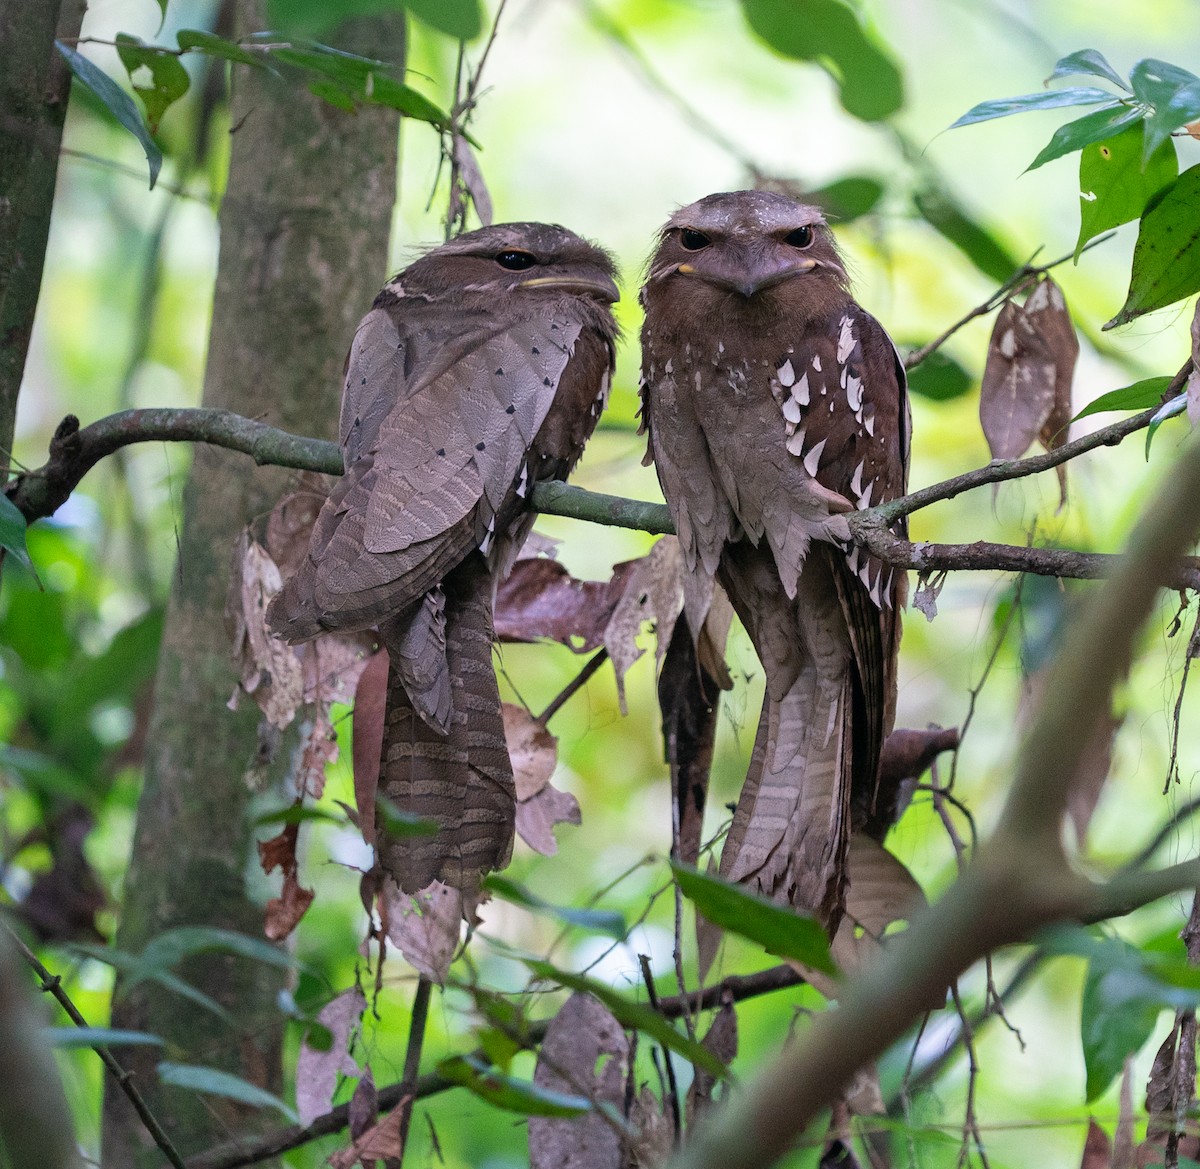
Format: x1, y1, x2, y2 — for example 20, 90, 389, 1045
1165, 604, 1200, 792
537, 648, 609, 725
5, 926, 186, 1169
395, 976, 432, 1165
950, 985, 991, 1169
640, 953, 683, 1145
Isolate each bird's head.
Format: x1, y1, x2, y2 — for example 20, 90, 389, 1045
397, 222, 620, 307
643, 190, 849, 325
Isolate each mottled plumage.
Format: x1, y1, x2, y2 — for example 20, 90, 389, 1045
640, 190, 908, 924
269, 223, 619, 893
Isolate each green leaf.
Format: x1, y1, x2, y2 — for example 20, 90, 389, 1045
913, 185, 1020, 285
0, 745, 95, 805
374, 798, 438, 836
807, 175, 884, 224
176, 29, 265, 68
740, 0, 903, 122
1105, 163, 1200, 329
43, 1027, 165, 1050
483, 875, 627, 940
1047, 49, 1130, 92
904, 348, 973, 402
403, 0, 484, 40
1144, 392, 1189, 458
950, 86, 1119, 130
252, 804, 343, 827
1027, 102, 1141, 171
69, 945, 235, 1024
1071, 376, 1173, 421
1075, 125, 1177, 260
114, 34, 190, 133
1129, 59, 1200, 163
0, 493, 39, 580
139, 926, 298, 974
524, 961, 726, 1078
672, 863, 835, 973
1082, 961, 1164, 1101
55, 41, 162, 187
157, 1062, 298, 1120
437, 1055, 594, 1118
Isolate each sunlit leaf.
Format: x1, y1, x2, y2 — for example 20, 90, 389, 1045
252, 804, 343, 827
483, 875, 626, 939
1130, 58, 1200, 162
913, 185, 1020, 284
950, 86, 1119, 129
672, 863, 835, 973
904, 348, 973, 402
0, 493, 38, 579
157, 1062, 299, 1120
114, 34, 190, 133
1027, 103, 1141, 171
43, 1027, 165, 1049
55, 41, 162, 187
403, 0, 483, 40
740, 0, 903, 122
437, 1055, 595, 1118
176, 29, 265, 67
1144, 392, 1189, 458
1071, 376, 1173, 421
1106, 164, 1200, 329
1075, 125, 1177, 259
524, 960, 726, 1077
1047, 49, 1130, 92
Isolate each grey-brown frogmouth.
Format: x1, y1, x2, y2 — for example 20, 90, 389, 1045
640, 190, 908, 925
268, 223, 619, 895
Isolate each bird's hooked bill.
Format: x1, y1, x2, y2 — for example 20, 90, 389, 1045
519, 274, 620, 303
678, 256, 819, 299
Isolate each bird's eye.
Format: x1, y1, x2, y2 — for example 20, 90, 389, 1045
679, 228, 711, 251
785, 226, 814, 249
495, 250, 537, 271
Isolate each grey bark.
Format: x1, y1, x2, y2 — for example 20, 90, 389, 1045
101, 3, 405, 1164
0, 0, 86, 477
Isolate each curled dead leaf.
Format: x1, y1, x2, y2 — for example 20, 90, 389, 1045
503, 703, 558, 801
516, 782, 581, 857
382, 877, 463, 983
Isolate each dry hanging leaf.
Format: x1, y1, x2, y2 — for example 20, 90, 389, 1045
528, 992, 630, 1169
686, 995, 737, 1123
266, 480, 328, 580
604, 537, 685, 712
695, 858, 724, 984
861, 725, 959, 841
296, 987, 366, 1126
628, 1087, 672, 1168
451, 133, 493, 227
516, 781, 581, 856
979, 278, 1078, 494
1187, 299, 1200, 428
328, 1104, 406, 1169
352, 650, 389, 846
1080, 1119, 1112, 1169
258, 820, 316, 940
347, 1064, 378, 1143
382, 877, 462, 983
494, 556, 637, 651
503, 703, 558, 800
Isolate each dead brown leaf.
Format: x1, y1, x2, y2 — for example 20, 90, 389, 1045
503, 703, 558, 801
451, 133, 493, 227
265, 479, 328, 580
328, 1103, 406, 1169
1081, 1119, 1112, 1169
529, 992, 629, 1169
686, 995, 736, 1123
382, 878, 462, 983
629, 1087, 672, 1168
348, 1064, 378, 1144
979, 278, 1078, 490
353, 650, 389, 846
862, 725, 960, 840
516, 781, 581, 857
494, 557, 636, 650
296, 987, 365, 1126
258, 820, 315, 940
1187, 301, 1200, 428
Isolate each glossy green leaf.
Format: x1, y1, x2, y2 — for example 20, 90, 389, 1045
672, 863, 834, 973
1072, 376, 1173, 421
1105, 164, 1200, 329
437, 1055, 595, 1118
524, 961, 726, 1077
740, 0, 903, 122
483, 875, 626, 939
1047, 49, 1130, 92
55, 41, 162, 187
157, 1062, 298, 1120
0, 493, 38, 579
1075, 125, 1177, 259
1130, 59, 1200, 161
404, 0, 483, 39
1082, 961, 1164, 1101
176, 29, 265, 67
950, 86, 1118, 130
913, 185, 1020, 284
807, 175, 884, 224
1027, 102, 1140, 171
114, 34, 190, 133
904, 349, 973, 401
43, 1027, 165, 1049
1144, 392, 1189, 458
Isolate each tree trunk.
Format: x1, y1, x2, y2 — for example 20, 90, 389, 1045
101, 4, 405, 1164
0, 0, 86, 478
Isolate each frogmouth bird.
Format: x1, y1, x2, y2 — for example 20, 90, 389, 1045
268, 223, 619, 894
640, 190, 908, 924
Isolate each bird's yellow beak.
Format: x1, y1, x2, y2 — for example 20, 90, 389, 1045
518, 274, 620, 303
